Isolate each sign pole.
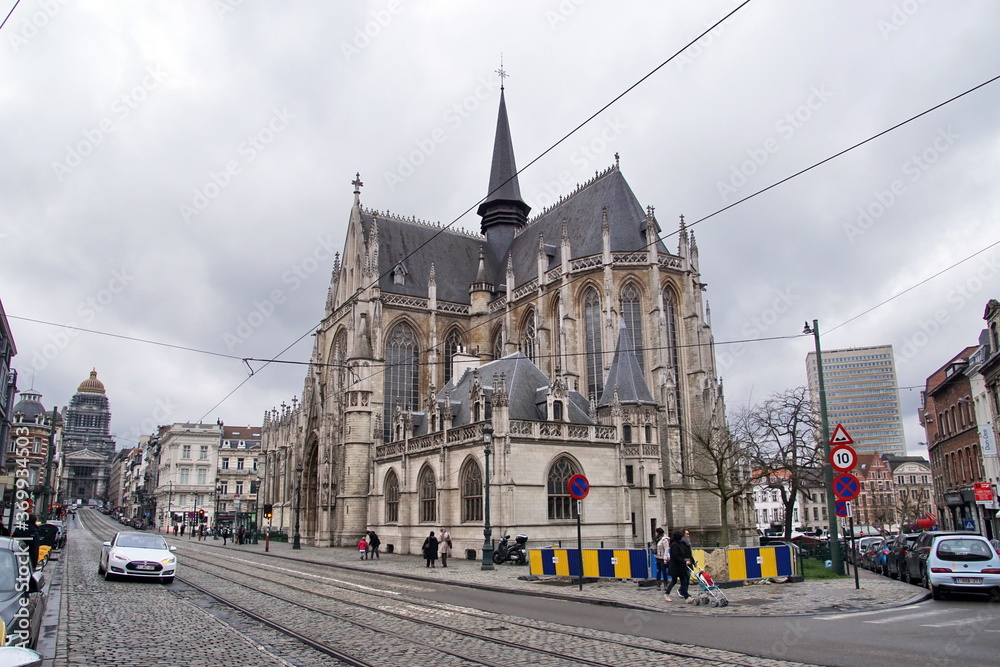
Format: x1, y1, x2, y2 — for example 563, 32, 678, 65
577, 500, 583, 591
850, 512, 859, 590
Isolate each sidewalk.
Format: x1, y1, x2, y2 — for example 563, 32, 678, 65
193, 534, 930, 617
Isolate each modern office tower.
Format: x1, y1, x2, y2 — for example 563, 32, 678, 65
806, 344, 906, 455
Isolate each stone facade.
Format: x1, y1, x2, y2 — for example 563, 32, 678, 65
60, 369, 116, 503
260, 89, 750, 553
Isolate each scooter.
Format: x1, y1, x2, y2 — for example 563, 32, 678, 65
492, 534, 528, 565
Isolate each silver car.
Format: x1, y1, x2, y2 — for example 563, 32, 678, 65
0, 538, 46, 649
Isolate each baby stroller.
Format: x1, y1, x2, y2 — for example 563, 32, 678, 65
689, 565, 729, 607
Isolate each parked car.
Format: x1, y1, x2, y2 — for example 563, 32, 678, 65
852, 536, 884, 566
43, 521, 66, 548
0, 537, 46, 649
886, 533, 921, 580
875, 538, 893, 575
99, 532, 177, 584
860, 538, 883, 571
901, 531, 1000, 599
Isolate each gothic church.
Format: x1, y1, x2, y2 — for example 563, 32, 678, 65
260, 86, 750, 554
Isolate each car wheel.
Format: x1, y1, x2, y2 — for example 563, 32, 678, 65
103, 568, 115, 581
98, 561, 106, 575
902, 567, 910, 584
927, 569, 943, 600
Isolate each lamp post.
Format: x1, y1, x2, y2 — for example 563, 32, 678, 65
251, 477, 260, 544
481, 424, 495, 570
214, 485, 222, 540
804, 319, 844, 575
292, 463, 303, 550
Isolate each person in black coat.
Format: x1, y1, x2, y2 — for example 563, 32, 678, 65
367, 530, 381, 559
12, 514, 41, 571
422, 531, 439, 568
663, 529, 693, 602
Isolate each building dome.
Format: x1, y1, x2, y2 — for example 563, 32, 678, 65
77, 368, 106, 394
13, 389, 46, 422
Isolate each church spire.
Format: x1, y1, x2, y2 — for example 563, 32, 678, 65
477, 67, 530, 258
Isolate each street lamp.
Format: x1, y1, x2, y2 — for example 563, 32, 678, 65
804, 319, 843, 575
214, 485, 222, 540
251, 477, 260, 544
292, 463, 303, 550
481, 424, 495, 570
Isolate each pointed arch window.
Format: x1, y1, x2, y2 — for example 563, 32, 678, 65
621, 283, 645, 370
383, 322, 419, 442
583, 288, 604, 400
332, 330, 348, 389
419, 467, 437, 522
385, 470, 400, 523
444, 329, 463, 384
663, 290, 679, 372
492, 328, 504, 360
547, 457, 580, 520
520, 310, 536, 362
461, 461, 483, 523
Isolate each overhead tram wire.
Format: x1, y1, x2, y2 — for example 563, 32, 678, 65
0, 1, 22, 32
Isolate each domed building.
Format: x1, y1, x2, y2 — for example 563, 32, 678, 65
60, 369, 116, 504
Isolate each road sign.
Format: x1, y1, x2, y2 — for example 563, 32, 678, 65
974, 482, 994, 503
830, 444, 857, 473
834, 500, 853, 518
567, 474, 590, 500
963, 519, 976, 531
833, 472, 861, 501
830, 423, 854, 446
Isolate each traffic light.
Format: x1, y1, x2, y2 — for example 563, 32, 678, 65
263, 503, 273, 519
198, 509, 206, 523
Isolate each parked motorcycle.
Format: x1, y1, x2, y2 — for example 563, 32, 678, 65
492, 534, 528, 565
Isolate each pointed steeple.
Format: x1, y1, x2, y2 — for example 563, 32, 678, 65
597, 318, 655, 407
477, 87, 530, 257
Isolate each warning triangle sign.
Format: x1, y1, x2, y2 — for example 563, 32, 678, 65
830, 423, 854, 446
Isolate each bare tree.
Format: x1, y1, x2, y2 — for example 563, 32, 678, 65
733, 387, 822, 540
681, 413, 758, 546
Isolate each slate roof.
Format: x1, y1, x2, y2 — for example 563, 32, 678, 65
598, 320, 655, 407
437, 352, 594, 430
477, 88, 526, 213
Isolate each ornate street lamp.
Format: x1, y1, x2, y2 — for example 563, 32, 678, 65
481, 424, 495, 570
292, 463, 303, 550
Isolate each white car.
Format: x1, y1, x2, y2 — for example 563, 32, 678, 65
916, 533, 1000, 600
99, 532, 177, 584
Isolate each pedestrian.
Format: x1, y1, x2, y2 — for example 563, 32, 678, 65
663, 529, 693, 603
439, 527, 452, 567
222, 526, 228, 546
237, 525, 245, 545
0, 518, 8, 537
422, 531, 439, 568
358, 535, 368, 559
173, 524, 178, 536
683, 529, 693, 547
653, 527, 669, 590
180, 523, 185, 536
367, 530, 381, 559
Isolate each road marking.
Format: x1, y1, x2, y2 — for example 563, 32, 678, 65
921, 617, 996, 628
814, 606, 930, 621
864, 610, 945, 624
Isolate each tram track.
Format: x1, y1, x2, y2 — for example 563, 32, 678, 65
80, 510, 780, 666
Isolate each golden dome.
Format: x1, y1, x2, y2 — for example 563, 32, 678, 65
77, 368, 106, 393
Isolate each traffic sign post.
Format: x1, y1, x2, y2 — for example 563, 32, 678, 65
567, 475, 589, 590
830, 423, 854, 446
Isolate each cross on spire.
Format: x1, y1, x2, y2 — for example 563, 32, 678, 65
495, 53, 508, 90
352, 172, 364, 194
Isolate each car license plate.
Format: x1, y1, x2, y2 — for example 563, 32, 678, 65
135, 564, 155, 571
955, 577, 982, 585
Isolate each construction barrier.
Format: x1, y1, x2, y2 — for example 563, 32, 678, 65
529, 547, 650, 579
726, 544, 796, 581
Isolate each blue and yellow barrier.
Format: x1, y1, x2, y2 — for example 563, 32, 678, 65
726, 545, 796, 580
529, 544, 796, 582
529, 547, 650, 579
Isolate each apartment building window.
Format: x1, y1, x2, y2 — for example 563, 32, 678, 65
197, 469, 207, 485
235, 481, 244, 495
200, 445, 208, 460
179, 469, 189, 485
182, 445, 191, 459
221, 458, 229, 470
219, 482, 228, 495
237, 458, 245, 470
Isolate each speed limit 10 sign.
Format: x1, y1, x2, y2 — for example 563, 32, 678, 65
830, 444, 857, 472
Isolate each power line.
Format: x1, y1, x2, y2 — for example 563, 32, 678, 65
0, 0, 21, 32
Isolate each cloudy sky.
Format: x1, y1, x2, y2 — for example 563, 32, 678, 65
2, 1, 998, 455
